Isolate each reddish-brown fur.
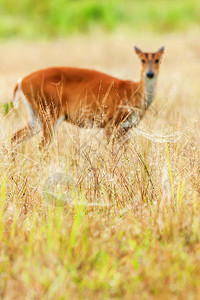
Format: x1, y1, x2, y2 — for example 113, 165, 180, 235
12, 46, 164, 147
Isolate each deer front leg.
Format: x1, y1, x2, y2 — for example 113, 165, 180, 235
105, 125, 113, 144
122, 111, 141, 131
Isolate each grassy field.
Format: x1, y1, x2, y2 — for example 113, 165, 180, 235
0, 0, 200, 38
1, 32, 200, 299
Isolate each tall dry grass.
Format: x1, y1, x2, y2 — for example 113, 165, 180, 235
1, 32, 200, 299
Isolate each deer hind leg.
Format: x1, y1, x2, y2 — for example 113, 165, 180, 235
39, 114, 65, 149
11, 124, 36, 144
39, 121, 54, 149
11, 98, 41, 145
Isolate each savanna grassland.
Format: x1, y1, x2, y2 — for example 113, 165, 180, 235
1, 31, 200, 299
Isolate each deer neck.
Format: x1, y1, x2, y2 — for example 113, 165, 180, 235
142, 76, 157, 109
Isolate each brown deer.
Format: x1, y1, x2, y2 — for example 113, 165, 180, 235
11, 46, 164, 148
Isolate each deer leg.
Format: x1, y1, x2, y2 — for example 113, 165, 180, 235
38, 121, 53, 149
115, 127, 131, 153
105, 126, 113, 144
11, 95, 41, 146
11, 123, 37, 145
11, 123, 38, 161
39, 113, 65, 149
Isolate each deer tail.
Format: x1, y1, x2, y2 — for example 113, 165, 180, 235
13, 78, 22, 108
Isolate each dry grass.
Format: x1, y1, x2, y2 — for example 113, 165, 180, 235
1, 31, 200, 299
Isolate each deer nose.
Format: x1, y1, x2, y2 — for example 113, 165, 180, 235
146, 71, 154, 79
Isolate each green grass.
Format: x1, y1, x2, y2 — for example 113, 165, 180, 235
0, 0, 200, 39
1, 174, 200, 299
1, 119, 200, 298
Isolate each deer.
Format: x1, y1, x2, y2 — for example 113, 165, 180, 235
11, 46, 165, 148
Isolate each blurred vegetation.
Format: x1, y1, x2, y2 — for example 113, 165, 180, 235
0, 0, 200, 39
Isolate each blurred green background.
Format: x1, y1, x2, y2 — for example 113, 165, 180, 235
0, 0, 199, 39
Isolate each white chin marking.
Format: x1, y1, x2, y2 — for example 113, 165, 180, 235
143, 76, 157, 106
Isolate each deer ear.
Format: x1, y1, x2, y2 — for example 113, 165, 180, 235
134, 46, 142, 55
158, 46, 165, 54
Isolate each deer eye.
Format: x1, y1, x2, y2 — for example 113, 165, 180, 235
141, 59, 146, 64
155, 59, 159, 64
